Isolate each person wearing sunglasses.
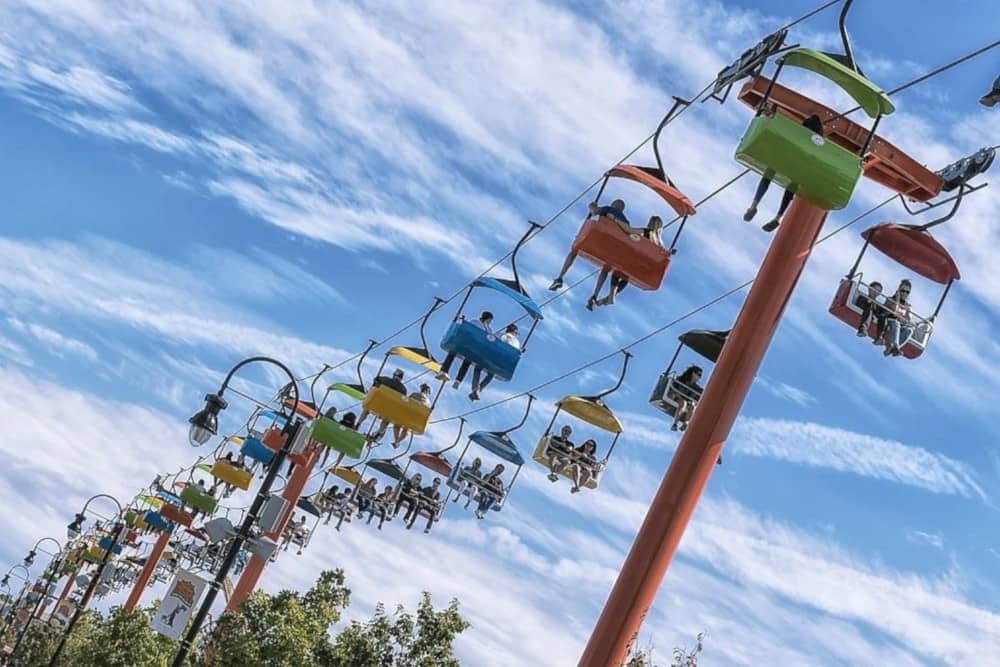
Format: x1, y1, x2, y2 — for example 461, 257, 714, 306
882, 279, 913, 356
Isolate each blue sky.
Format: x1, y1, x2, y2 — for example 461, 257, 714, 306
1, 0, 999, 664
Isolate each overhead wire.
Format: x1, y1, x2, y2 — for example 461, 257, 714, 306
303, 0, 848, 381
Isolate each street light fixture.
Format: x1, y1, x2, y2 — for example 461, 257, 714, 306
66, 513, 86, 540
10, 537, 63, 659
49, 494, 124, 667
0, 564, 31, 639
188, 393, 228, 446
171, 355, 301, 667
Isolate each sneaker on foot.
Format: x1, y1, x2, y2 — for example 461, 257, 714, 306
762, 218, 780, 232
547, 473, 558, 482
570, 486, 580, 494
435, 371, 449, 382
743, 204, 758, 222
468, 391, 480, 401
586, 296, 597, 312
856, 328, 867, 337
452, 380, 461, 389
548, 278, 564, 291
670, 423, 679, 431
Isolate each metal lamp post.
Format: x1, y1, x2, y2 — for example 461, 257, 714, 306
170, 356, 301, 667
49, 494, 125, 666
0, 565, 31, 639
10, 538, 63, 658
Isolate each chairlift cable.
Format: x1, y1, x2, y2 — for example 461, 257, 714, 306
306, 0, 845, 379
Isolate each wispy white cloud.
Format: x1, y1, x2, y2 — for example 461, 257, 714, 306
6, 316, 99, 362
731, 417, 985, 499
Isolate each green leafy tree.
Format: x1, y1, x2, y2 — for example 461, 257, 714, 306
60, 606, 176, 666
625, 632, 707, 667
205, 569, 351, 667
323, 593, 469, 667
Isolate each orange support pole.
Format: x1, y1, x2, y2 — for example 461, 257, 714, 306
580, 198, 827, 666
225, 445, 321, 612
124, 530, 171, 612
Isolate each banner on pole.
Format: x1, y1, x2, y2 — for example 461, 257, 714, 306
152, 569, 208, 640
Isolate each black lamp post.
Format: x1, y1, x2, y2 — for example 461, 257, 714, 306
49, 494, 124, 666
10, 538, 63, 659
0, 565, 31, 640
171, 356, 300, 667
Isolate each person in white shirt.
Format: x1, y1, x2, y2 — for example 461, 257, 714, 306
469, 324, 520, 401
391, 383, 433, 446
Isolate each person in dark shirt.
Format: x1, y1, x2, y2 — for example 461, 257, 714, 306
546, 424, 576, 482
744, 114, 824, 232
406, 477, 443, 533
549, 199, 641, 291
393, 472, 423, 520
591, 215, 666, 310
669, 365, 704, 431
475, 465, 506, 519
358, 369, 406, 442
855, 280, 885, 338
568, 439, 599, 493
366, 484, 394, 529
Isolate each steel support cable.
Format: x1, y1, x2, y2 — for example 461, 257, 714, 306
303, 0, 846, 380
430, 193, 898, 424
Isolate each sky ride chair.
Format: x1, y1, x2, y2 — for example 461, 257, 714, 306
440, 226, 543, 387
829, 222, 961, 359
734, 1, 943, 210
445, 396, 534, 519
533, 352, 630, 492
649, 329, 728, 419
570, 97, 698, 294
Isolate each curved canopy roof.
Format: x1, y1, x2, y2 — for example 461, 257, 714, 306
862, 223, 960, 284
156, 492, 182, 506
781, 48, 895, 118
557, 396, 623, 433
330, 382, 366, 401
330, 465, 362, 486
284, 399, 318, 420
258, 410, 287, 426
469, 431, 525, 466
410, 452, 453, 477
225, 435, 245, 447
296, 497, 323, 518
678, 329, 729, 363
387, 346, 442, 374
473, 278, 543, 320
608, 165, 696, 217
367, 458, 407, 481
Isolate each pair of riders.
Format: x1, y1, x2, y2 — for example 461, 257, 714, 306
548, 199, 665, 310
437, 311, 520, 401
855, 278, 916, 356
544, 424, 600, 493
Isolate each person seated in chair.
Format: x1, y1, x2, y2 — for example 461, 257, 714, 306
590, 215, 666, 310
854, 281, 886, 338
567, 440, 599, 494
391, 384, 432, 446
881, 279, 914, 357
744, 114, 824, 232
468, 324, 520, 401
437, 311, 494, 385
549, 199, 644, 291
367, 484, 395, 530
546, 424, 576, 482
452, 457, 483, 508
475, 464, 506, 519
668, 365, 703, 431
407, 477, 443, 533
393, 472, 423, 520
357, 369, 407, 442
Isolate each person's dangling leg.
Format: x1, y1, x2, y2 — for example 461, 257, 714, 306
588, 268, 609, 310
478, 372, 494, 392
549, 251, 578, 290
763, 189, 794, 232
745, 177, 772, 221
452, 359, 472, 389
436, 352, 456, 381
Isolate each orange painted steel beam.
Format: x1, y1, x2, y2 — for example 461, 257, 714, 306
580, 197, 828, 666
738, 77, 943, 202
124, 530, 171, 612
225, 444, 321, 612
